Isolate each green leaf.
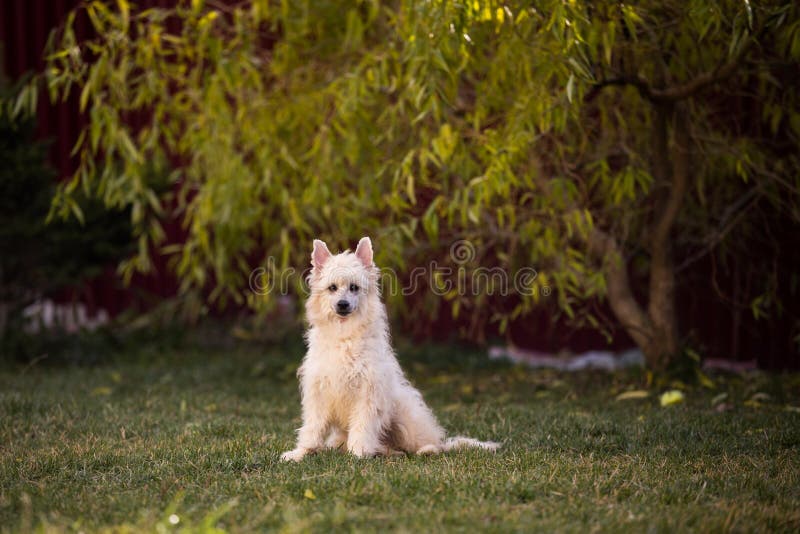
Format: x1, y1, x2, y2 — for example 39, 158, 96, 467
566, 74, 575, 104
406, 174, 416, 204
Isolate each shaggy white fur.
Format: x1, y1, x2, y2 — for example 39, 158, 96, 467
280, 237, 501, 461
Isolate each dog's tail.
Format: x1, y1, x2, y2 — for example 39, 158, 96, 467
441, 436, 501, 452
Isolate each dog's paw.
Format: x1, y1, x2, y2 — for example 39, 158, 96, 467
280, 448, 307, 462
347, 442, 380, 458
415, 444, 441, 455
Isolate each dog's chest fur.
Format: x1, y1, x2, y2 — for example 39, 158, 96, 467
303, 330, 376, 426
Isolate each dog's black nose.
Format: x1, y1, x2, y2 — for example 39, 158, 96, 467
336, 300, 350, 312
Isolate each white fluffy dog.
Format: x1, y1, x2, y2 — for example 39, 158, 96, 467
280, 237, 500, 461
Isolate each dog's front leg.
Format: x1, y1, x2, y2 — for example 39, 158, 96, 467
280, 386, 329, 462
280, 413, 328, 462
346, 396, 387, 458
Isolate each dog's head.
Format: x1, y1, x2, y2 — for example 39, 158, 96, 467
306, 237, 378, 323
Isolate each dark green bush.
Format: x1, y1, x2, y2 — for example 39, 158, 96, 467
0, 109, 133, 362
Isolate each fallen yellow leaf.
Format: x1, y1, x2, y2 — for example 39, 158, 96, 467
304, 488, 316, 500
660, 390, 685, 407
615, 390, 650, 401
91, 386, 112, 396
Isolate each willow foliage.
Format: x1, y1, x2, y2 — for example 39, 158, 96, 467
8, 0, 800, 362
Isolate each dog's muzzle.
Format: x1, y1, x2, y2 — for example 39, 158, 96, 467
336, 300, 351, 316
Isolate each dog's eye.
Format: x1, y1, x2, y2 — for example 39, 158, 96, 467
349, 283, 359, 292
328, 284, 337, 292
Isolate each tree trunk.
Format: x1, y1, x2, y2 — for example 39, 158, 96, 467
583, 31, 749, 371
590, 104, 689, 372
644, 104, 689, 370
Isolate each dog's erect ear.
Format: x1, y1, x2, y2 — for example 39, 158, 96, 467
355, 236, 373, 267
311, 239, 332, 269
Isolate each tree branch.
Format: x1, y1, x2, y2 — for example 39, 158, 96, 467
650, 34, 754, 102
587, 228, 652, 348
588, 31, 755, 104
675, 185, 762, 273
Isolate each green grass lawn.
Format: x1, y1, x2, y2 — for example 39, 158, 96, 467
1, 341, 799, 532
